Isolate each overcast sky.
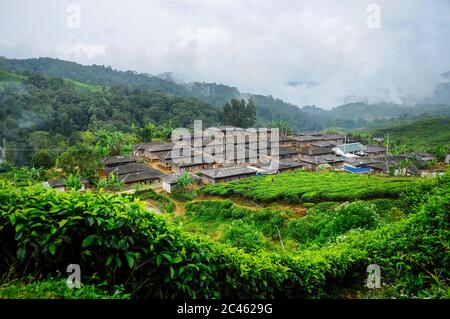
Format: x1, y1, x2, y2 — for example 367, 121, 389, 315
1, 0, 450, 108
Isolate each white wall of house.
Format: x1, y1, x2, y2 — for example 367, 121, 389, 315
162, 180, 172, 193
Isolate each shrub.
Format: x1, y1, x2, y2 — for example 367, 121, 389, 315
222, 220, 265, 252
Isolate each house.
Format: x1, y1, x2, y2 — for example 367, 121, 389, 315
290, 135, 323, 148
162, 173, 201, 193
279, 136, 296, 146
46, 178, 89, 192
170, 155, 213, 173
156, 151, 173, 168
134, 141, 170, 156
320, 133, 345, 144
300, 154, 345, 170
365, 162, 388, 173
200, 165, 257, 184
277, 147, 301, 160
362, 145, 387, 156
101, 155, 138, 168
117, 168, 166, 186
104, 162, 152, 176
310, 140, 338, 148
257, 159, 305, 174
332, 143, 365, 156
135, 142, 174, 160
298, 147, 333, 157
404, 152, 437, 163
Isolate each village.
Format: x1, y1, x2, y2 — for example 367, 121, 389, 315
46, 125, 443, 194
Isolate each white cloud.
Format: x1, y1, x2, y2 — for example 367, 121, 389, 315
1, 0, 450, 108
56, 43, 107, 61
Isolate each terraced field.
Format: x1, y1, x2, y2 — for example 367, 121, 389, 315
201, 171, 414, 204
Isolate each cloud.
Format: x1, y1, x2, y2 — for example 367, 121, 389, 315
1, 0, 450, 108
55, 43, 107, 61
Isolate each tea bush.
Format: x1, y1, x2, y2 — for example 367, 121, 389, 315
0, 177, 448, 298
201, 171, 413, 204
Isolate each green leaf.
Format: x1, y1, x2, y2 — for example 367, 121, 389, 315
8, 214, 16, 226
82, 235, 98, 248
58, 219, 68, 228
17, 246, 26, 260
125, 252, 135, 269
48, 242, 56, 255
156, 254, 162, 266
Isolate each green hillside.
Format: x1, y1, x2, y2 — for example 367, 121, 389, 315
370, 117, 450, 157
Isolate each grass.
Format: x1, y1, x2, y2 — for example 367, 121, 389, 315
201, 171, 414, 204
371, 117, 450, 148
0, 70, 103, 92
0, 278, 130, 299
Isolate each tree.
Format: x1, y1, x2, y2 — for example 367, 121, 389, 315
57, 143, 101, 177
223, 99, 256, 128
139, 122, 156, 142
176, 172, 194, 192
31, 150, 55, 169
82, 130, 138, 157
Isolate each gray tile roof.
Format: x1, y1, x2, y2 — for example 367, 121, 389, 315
105, 163, 151, 175
200, 166, 257, 179
101, 155, 138, 166
162, 172, 201, 184
118, 169, 166, 184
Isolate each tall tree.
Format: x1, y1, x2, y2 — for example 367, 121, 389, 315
223, 99, 256, 128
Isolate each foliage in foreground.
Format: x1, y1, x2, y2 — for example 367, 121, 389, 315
0, 278, 129, 299
0, 176, 448, 298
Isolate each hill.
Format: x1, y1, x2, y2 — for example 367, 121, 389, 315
5, 57, 449, 132
369, 117, 450, 157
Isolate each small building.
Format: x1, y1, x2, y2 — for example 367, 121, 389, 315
290, 135, 323, 148
404, 152, 437, 163
445, 154, 450, 164
310, 140, 338, 148
362, 145, 387, 156
333, 143, 365, 156
300, 155, 345, 170
200, 166, 257, 184
278, 147, 301, 160
134, 141, 166, 156
104, 162, 152, 176
135, 142, 174, 160
101, 155, 138, 168
117, 169, 166, 186
46, 178, 89, 192
298, 147, 333, 157
257, 159, 305, 174
162, 173, 201, 193
170, 156, 213, 173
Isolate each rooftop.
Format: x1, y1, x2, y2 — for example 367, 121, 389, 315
105, 162, 151, 175
201, 166, 257, 179
101, 155, 138, 166
335, 143, 365, 153
118, 169, 166, 184
162, 172, 201, 184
